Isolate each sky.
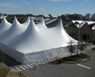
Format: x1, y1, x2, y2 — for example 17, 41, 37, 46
0, 0, 95, 16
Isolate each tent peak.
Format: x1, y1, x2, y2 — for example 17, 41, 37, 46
12, 16, 21, 26
55, 18, 63, 29
26, 18, 39, 32
37, 17, 47, 28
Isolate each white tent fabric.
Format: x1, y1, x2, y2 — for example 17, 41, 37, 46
36, 17, 47, 28
12, 19, 77, 53
46, 19, 58, 25
0, 16, 11, 36
0, 17, 78, 64
0, 17, 30, 46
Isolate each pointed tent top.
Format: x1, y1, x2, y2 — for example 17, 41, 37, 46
37, 17, 47, 28
0, 16, 11, 38
54, 18, 63, 29
3, 16, 5, 20
0, 16, 11, 26
22, 17, 30, 25
25, 18, 39, 32
2, 16, 7, 21
40, 17, 45, 24
28, 17, 30, 20
0, 16, 6, 25
31, 17, 36, 26
12, 16, 21, 25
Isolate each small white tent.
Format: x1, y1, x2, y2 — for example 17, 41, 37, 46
0, 17, 78, 64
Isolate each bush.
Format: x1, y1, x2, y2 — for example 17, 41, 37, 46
56, 54, 91, 64
68, 41, 76, 56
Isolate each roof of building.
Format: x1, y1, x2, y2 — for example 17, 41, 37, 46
66, 20, 95, 29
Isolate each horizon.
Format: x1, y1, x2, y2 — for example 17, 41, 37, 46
0, 0, 95, 16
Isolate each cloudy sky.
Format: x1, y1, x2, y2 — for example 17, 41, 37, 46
0, 0, 94, 16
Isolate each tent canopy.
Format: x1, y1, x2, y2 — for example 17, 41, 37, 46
0, 17, 78, 64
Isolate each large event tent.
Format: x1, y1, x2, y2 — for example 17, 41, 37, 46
0, 17, 78, 64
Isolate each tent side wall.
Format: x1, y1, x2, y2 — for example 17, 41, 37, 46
24, 47, 71, 64
0, 42, 78, 64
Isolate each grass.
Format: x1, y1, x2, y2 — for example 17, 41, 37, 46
55, 54, 91, 64
84, 54, 91, 59
0, 68, 29, 77
65, 54, 91, 64
0, 68, 11, 77
19, 72, 29, 77
63, 58, 82, 64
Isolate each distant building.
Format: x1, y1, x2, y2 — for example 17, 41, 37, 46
93, 13, 95, 19
91, 14, 94, 19
65, 14, 71, 19
78, 14, 83, 18
65, 20, 95, 42
85, 13, 90, 19
0, 13, 3, 17
0, 13, 3, 22
91, 14, 94, 20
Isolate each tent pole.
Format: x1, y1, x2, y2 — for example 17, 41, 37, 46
77, 24, 80, 56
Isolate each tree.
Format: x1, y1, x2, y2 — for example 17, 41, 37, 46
68, 41, 76, 56
38, 14, 44, 17
69, 14, 81, 21
26, 14, 33, 16
61, 14, 66, 20
0, 51, 5, 62
73, 14, 81, 20
79, 42, 87, 54
48, 14, 52, 19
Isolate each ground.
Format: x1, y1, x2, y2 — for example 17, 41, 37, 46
22, 51, 95, 77
0, 68, 29, 77
21, 43, 95, 77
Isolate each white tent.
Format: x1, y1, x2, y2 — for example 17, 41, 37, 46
0, 17, 78, 64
